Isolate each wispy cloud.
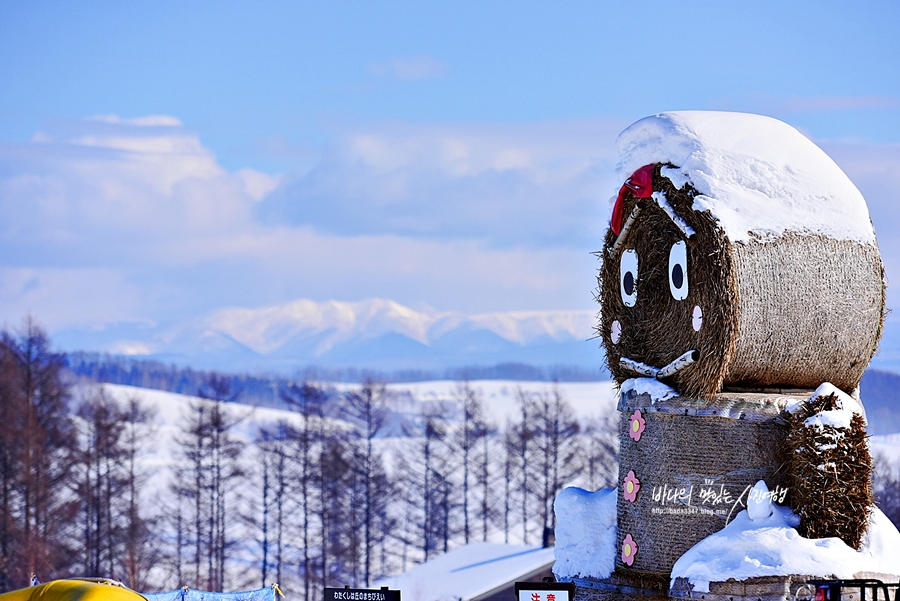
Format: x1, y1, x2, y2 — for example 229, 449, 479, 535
258, 119, 623, 248
780, 95, 899, 113
87, 114, 184, 127
710, 93, 899, 115
5, 114, 898, 340
369, 55, 447, 80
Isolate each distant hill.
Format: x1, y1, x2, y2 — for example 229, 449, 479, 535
64, 352, 611, 409
860, 369, 900, 434
54, 298, 606, 375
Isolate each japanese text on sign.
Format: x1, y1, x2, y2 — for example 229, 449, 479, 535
519, 591, 569, 601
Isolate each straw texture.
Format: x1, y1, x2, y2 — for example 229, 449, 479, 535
599, 164, 884, 397
726, 235, 884, 392
615, 389, 791, 576
600, 165, 737, 398
782, 392, 873, 549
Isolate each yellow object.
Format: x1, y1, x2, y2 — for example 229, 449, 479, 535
0, 580, 147, 601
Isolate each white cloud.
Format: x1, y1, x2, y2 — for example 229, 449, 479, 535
236, 168, 281, 201
0, 120, 251, 255
0, 267, 145, 331
260, 119, 624, 247
0, 117, 611, 335
88, 114, 184, 127
369, 55, 447, 80
3, 115, 897, 345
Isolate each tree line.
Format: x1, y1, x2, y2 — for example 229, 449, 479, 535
168, 379, 620, 596
64, 353, 609, 410
0, 321, 619, 594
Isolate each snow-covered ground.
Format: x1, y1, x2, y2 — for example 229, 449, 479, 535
553, 485, 900, 591
88, 377, 900, 502
871, 433, 900, 477
377, 542, 555, 601
671, 501, 900, 591
87, 378, 619, 501
94, 378, 619, 433
376, 379, 619, 424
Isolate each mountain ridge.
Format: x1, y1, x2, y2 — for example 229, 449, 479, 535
53, 298, 603, 374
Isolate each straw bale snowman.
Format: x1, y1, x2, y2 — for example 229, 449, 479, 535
596, 111, 885, 576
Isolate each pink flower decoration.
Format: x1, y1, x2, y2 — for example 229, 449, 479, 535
623, 470, 641, 502
621, 533, 638, 566
628, 409, 646, 442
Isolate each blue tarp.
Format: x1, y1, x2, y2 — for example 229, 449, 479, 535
143, 586, 281, 601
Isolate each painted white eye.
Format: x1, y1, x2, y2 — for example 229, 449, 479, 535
692, 305, 703, 331
620, 249, 638, 307
669, 241, 688, 300
611, 320, 622, 344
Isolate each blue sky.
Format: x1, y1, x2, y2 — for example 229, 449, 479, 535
4, 1, 899, 169
1, 1, 899, 362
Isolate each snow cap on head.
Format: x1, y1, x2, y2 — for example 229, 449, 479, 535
615, 111, 877, 245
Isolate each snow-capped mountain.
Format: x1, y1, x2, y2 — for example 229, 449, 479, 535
55, 298, 605, 374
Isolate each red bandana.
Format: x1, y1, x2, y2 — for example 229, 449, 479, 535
610, 164, 655, 236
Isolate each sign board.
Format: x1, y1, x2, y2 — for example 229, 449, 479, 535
324, 588, 400, 601
514, 581, 575, 601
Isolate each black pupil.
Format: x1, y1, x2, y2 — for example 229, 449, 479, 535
623, 272, 635, 296
672, 264, 684, 289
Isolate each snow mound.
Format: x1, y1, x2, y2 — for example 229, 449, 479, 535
616, 112, 875, 245
785, 382, 867, 426
620, 377, 677, 403
747, 480, 775, 522
671, 504, 900, 593
553, 487, 617, 579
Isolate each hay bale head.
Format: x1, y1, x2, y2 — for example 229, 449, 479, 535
599, 112, 884, 398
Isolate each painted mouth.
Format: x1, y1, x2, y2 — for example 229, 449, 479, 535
620, 350, 699, 380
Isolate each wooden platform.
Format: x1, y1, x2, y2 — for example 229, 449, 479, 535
568, 574, 818, 601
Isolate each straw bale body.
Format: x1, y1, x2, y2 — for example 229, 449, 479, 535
614, 386, 794, 576
599, 165, 884, 398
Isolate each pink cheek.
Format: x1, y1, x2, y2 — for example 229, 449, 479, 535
611, 320, 622, 344
692, 305, 703, 331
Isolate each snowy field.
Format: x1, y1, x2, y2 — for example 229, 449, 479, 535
375, 379, 619, 424
71, 378, 620, 588
85, 379, 620, 500
871, 433, 900, 477
86, 379, 900, 493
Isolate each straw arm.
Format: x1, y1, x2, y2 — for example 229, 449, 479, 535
656, 350, 699, 379
619, 357, 660, 378
619, 350, 699, 380
652, 191, 695, 238
609, 206, 642, 255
